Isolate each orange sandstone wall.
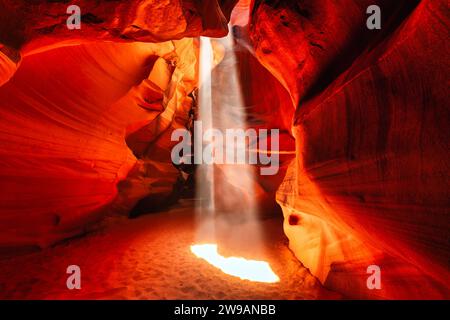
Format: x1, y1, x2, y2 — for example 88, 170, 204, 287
0, 40, 196, 247
0, 0, 239, 247
248, 0, 449, 298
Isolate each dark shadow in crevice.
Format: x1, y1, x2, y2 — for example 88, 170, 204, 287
300, 0, 421, 104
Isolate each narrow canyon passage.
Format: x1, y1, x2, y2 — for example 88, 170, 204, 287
0, 0, 448, 300
0, 200, 340, 299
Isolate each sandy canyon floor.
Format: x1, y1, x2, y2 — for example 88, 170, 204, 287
0, 200, 341, 299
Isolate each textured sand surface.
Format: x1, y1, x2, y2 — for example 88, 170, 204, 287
0, 200, 341, 299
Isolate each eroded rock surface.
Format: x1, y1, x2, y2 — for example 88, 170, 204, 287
0, 0, 238, 85
248, 0, 450, 298
0, 34, 204, 247
0, 0, 448, 300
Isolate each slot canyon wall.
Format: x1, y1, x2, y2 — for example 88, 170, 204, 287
0, 0, 449, 299
0, 0, 238, 247
247, 0, 449, 298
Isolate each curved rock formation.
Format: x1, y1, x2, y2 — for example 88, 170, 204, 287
0, 39, 199, 247
0, 0, 243, 248
0, 0, 238, 85
0, 0, 448, 300
0, 45, 20, 87
0, 1, 243, 239
248, 0, 449, 298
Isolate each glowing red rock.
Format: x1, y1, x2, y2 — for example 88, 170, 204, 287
250, 0, 450, 298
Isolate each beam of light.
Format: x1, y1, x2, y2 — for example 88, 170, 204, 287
196, 29, 259, 219
191, 244, 279, 283
197, 36, 215, 213
195, 28, 271, 277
